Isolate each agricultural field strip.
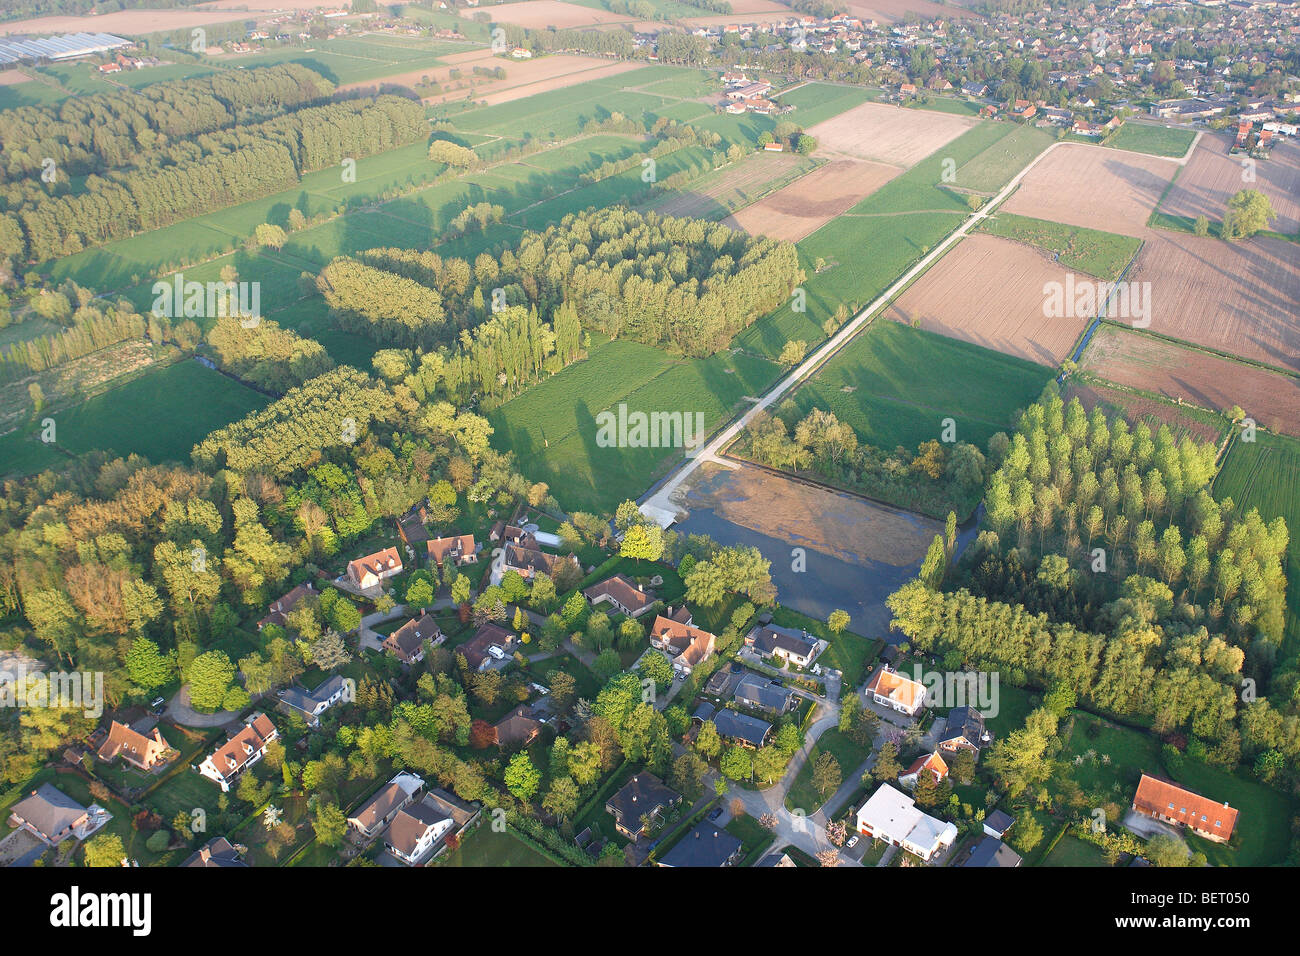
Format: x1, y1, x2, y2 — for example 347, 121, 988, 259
642, 137, 1075, 513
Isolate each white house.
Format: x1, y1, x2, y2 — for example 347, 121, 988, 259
855, 784, 957, 862
864, 666, 926, 717
346, 547, 403, 590
277, 675, 348, 727
348, 772, 424, 841
386, 800, 455, 865
198, 713, 278, 792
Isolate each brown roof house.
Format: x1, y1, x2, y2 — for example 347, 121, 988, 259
427, 533, 478, 568
385, 788, 479, 865
384, 612, 443, 665
198, 712, 278, 792
865, 666, 926, 717
606, 771, 681, 839
346, 547, 403, 591
649, 608, 716, 678
459, 622, 517, 672
503, 543, 578, 582
491, 704, 544, 750
584, 574, 655, 617
96, 717, 172, 771
1132, 774, 1238, 843
257, 582, 317, 631
8, 783, 110, 846
899, 751, 949, 789
348, 771, 425, 842
396, 503, 430, 547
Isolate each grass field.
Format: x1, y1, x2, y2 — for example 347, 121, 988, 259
1108, 123, 1197, 158
954, 124, 1055, 193
1213, 432, 1300, 665
488, 338, 782, 512
786, 321, 1053, 451
436, 826, 561, 866
979, 212, 1143, 280
1041, 834, 1111, 866
778, 82, 875, 128
784, 729, 871, 813
849, 122, 1017, 216
37, 360, 268, 465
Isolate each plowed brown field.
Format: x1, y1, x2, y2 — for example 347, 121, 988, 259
723, 158, 901, 241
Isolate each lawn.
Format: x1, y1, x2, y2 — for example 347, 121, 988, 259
784, 729, 871, 813
1108, 123, 1197, 158
435, 826, 561, 866
725, 812, 775, 865
42, 360, 269, 466
979, 212, 1143, 280
786, 320, 1053, 452
1040, 834, 1112, 866
488, 338, 783, 512
1168, 750, 1294, 867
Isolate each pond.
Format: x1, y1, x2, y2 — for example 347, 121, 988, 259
671, 461, 979, 639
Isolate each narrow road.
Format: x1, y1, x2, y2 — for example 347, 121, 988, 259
640, 133, 1196, 520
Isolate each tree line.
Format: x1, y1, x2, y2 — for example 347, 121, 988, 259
4, 95, 426, 264
0, 64, 332, 184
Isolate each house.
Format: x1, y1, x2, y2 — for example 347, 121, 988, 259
756, 851, 797, 867
605, 771, 681, 839
459, 622, 517, 671
900, 82, 918, 95
427, 533, 477, 567
396, 504, 430, 547
865, 666, 926, 716
762, 141, 785, 151
278, 674, 348, 726
348, 772, 424, 840
938, 706, 992, 755
733, 673, 797, 715
899, 751, 949, 789
583, 575, 655, 617
384, 612, 443, 665
1010, 99, 1037, 119
964, 837, 1022, 867
1131, 774, 1238, 843
386, 788, 478, 864
657, 820, 744, 867
198, 713, 278, 792
649, 610, 716, 678
96, 717, 171, 771
855, 784, 957, 863
983, 808, 1015, 839
503, 543, 577, 582
7, 784, 105, 845
492, 704, 544, 749
713, 709, 772, 748
182, 837, 248, 868
746, 622, 821, 668
346, 547, 402, 590
257, 582, 317, 630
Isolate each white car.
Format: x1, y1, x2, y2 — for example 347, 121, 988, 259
846, 836, 859, 849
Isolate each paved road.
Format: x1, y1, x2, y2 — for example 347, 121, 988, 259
640, 132, 1201, 522
166, 685, 239, 729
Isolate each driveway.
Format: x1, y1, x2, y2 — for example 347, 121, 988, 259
166, 685, 240, 728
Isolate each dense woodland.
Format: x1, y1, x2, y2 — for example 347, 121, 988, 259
320, 208, 802, 359
2, 92, 425, 263
888, 389, 1295, 790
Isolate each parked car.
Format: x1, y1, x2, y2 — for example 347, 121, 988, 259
707, 807, 723, 821
847, 835, 859, 849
